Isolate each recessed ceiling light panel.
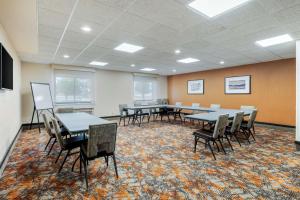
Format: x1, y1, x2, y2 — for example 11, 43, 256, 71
220, 61, 225, 65
140, 68, 156, 72
255, 34, 293, 47
177, 58, 200, 64
131, 64, 135, 67
89, 61, 108, 66
63, 54, 70, 58
114, 43, 144, 53
188, 0, 252, 18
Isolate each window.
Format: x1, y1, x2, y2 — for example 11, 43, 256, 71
134, 75, 157, 101
54, 69, 95, 104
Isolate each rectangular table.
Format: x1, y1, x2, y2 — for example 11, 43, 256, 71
55, 112, 115, 134
125, 104, 254, 126
185, 109, 252, 122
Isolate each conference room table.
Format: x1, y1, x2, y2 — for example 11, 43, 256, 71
184, 109, 252, 122
124, 104, 253, 126
55, 112, 115, 134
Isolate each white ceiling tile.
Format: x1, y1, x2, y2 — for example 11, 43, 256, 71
39, 24, 63, 39
73, 0, 122, 25
38, 8, 69, 29
63, 30, 95, 44
39, 0, 77, 14
257, 0, 300, 14
94, 0, 135, 9
109, 13, 156, 35
273, 4, 300, 24
141, 24, 180, 44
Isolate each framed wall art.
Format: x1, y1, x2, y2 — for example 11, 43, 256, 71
187, 79, 204, 95
225, 75, 251, 94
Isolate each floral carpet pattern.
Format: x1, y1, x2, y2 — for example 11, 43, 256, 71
0, 120, 299, 199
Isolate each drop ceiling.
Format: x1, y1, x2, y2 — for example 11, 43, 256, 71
19, 0, 300, 75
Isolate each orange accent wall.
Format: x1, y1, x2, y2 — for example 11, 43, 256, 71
168, 59, 296, 126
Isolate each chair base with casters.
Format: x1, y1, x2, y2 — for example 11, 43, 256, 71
80, 146, 119, 189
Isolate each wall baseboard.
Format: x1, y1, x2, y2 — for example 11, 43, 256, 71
295, 141, 300, 151
255, 121, 295, 129
22, 122, 44, 130
0, 125, 23, 176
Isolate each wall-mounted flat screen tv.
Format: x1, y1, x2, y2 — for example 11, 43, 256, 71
0, 43, 13, 90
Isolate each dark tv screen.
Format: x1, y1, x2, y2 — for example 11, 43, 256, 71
1, 44, 13, 90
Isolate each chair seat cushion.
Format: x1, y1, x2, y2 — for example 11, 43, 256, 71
240, 123, 248, 129
50, 128, 69, 137
81, 143, 113, 160
193, 129, 214, 139
225, 126, 232, 133
64, 135, 87, 149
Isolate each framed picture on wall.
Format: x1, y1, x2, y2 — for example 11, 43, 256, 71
187, 79, 204, 95
225, 75, 251, 94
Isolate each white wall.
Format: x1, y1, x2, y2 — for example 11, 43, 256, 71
296, 41, 300, 142
0, 24, 21, 163
21, 62, 168, 123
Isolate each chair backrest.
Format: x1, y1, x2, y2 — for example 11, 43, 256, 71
51, 117, 64, 148
210, 104, 221, 109
141, 102, 150, 113
161, 99, 168, 105
230, 112, 244, 133
240, 105, 256, 110
192, 103, 200, 107
56, 108, 73, 113
118, 104, 128, 116
86, 123, 118, 158
42, 113, 52, 137
156, 99, 162, 104
175, 102, 182, 106
213, 114, 229, 138
247, 110, 258, 129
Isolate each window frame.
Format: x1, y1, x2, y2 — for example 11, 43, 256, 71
133, 75, 158, 101
53, 69, 95, 106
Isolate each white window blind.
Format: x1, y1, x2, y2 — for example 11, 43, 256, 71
134, 75, 157, 101
54, 69, 95, 104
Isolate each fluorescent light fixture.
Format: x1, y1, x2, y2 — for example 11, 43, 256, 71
89, 61, 108, 66
220, 61, 225, 65
131, 64, 135, 67
175, 49, 181, 54
188, 0, 251, 18
114, 43, 144, 53
177, 58, 200, 64
81, 26, 92, 32
172, 69, 177, 73
63, 54, 70, 58
140, 68, 156, 72
255, 34, 293, 47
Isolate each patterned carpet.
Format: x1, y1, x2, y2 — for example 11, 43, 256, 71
0, 120, 299, 199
